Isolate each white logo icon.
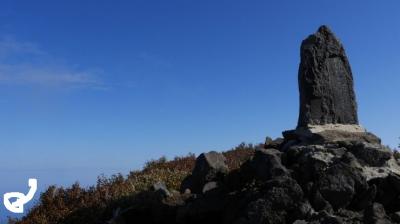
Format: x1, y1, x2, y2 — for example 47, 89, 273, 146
4, 178, 38, 213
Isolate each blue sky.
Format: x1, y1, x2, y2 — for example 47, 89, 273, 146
0, 0, 399, 219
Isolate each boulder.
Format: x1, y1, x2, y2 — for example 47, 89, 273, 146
318, 162, 367, 209
151, 182, 171, 198
202, 181, 219, 194
311, 189, 333, 213
286, 144, 335, 184
237, 177, 304, 224
264, 137, 284, 149
369, 174, 400, 213
180, 151, 228, 194
347, 142, 392, 167
351, 184, 377, 210
243, 148, 289, 181
176, 196, 225, 224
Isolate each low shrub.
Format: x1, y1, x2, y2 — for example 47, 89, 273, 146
12, 143, 258, 224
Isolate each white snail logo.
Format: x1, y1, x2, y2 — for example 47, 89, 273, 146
3, 178, 38, 213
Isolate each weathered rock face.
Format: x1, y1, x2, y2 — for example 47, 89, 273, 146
298, 25, 358, 127
180, 151, 228, 194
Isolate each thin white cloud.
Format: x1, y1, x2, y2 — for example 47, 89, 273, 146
0, 36, 105, 89
0, 36, 45, 57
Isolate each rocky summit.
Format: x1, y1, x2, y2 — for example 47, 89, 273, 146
106, 26, 400, 224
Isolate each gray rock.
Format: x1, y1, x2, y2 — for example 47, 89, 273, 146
391, 211, 400, 222
388, 173, 400, 192
352, 184, 377, 210
176, 195, 225, 224
281, 139, 299, 152
264, 137, 284, 149
293, 220, 308, 224
313, 130, 381, 144
348, 142, 392, 166
318, 162, 368, 209
297, 25, 358, 127
193, 151, 229, 181
238, 177, 304, 224
364, 203, 392, 224
317, 212, 344, 224
202, 181, 218, 194
248, 148, 289, 181
312, 190, 333, 213
180, 151, 228, 193
284, 125, 381, 145
151, 181, 171, 198
298, 201, 316, 218
286, 144, 336, 183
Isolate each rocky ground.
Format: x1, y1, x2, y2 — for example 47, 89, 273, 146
107, 128, 400, 224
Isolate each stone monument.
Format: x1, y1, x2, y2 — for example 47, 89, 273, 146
285, 25, 377, 142
297, 25, 358, 128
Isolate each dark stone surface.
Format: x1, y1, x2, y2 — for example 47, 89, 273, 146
297, 25, 358, 127
283, 128, 381, 145
242, 148, 289, 181
202, 181, 219, 194
311, 130, 381, 144
364, 203, 392, 224
318, 162, 368, 209
180, 151, 228, 194
392, 211, 400, 222
346, 142, 392, 166
151, 181, 171, 198
236, 177, 304, 224
369, 174, 400, 213
264, 137, 284, 149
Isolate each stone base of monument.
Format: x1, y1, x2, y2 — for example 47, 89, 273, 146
281, 123, 400, 181
283, 124, 381, 145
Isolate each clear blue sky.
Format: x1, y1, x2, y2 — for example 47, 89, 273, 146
0, 0, 399, 218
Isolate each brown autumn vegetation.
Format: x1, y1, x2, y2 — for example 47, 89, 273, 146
11, 142, 259, 224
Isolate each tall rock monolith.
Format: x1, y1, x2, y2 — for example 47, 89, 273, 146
297, 25, 358, 128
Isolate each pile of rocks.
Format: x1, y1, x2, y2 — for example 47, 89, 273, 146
107, 26, 400, 224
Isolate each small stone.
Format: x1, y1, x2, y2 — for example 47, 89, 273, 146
298, 201, 316, 218
264, 137, 284, 149
202, 181, 218, 194
151, 181, 171, 198
293, 220, 308, 224
281, 139, 299, 152
364, 203, 391, 224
